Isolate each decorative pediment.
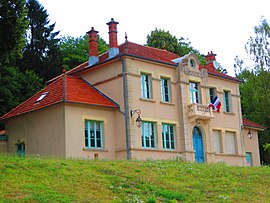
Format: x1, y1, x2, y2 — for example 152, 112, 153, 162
174, 53, 208, 83
173, 53, 201, 72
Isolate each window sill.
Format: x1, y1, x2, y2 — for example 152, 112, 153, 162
83, 147, 108, 152
140, 98, 156, 103
139, 148, 177, 152
223, 112, 235, 115
216, 153, 242, 157
160, 101, 175, 106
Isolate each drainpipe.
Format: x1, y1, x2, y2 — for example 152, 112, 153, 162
120, 57, 131, 160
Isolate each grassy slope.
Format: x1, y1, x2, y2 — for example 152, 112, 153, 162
0, 155, 269, 203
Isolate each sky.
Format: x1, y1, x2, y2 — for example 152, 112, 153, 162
39, 0, 270, 76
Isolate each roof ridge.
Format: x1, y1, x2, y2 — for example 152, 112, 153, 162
66, 61, 88, 75
120, 41, 179, 55
63, 74, 67, 101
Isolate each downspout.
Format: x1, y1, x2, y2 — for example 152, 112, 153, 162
237, 86, 245, 164
120, 56, 131, 160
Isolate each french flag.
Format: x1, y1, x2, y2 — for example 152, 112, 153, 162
209, 96, 221, 113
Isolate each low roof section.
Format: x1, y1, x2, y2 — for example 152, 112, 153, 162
243, 118, 266, 131
1, 73, 119, 120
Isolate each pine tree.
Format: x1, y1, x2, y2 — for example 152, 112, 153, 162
19, 0, 62, 82
0, 0, 28, 66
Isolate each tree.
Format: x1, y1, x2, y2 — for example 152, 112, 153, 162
0, 0, 28, 66
0, 0, 28, 119
146, 28, 206, 65
235, 17, 270, 164
0, 0, 45, 132
60, 34, 109, 70
245, 17, 270, 72
18, 0, 62, 82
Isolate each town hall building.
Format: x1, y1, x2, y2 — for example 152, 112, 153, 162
0, 18, 265, 166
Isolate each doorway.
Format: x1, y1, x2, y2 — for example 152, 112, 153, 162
16, 142, 25, 157
193, 126, 204, 163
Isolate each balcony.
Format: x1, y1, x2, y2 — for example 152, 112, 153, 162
188, 103, 215, 120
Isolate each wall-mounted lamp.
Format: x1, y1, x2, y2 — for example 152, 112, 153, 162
248, 129, 253, 139
130, 109, 142, 128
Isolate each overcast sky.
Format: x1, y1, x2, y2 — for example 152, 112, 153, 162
38, 0, 270, 76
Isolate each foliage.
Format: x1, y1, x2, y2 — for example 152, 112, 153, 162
60, 34, 108, 70
146, 28, 206, 65
0, 155, 270, 202
0, 0, 44, 128
0, 0, 28, 66
0, 67, 21, 116
245, 17, 270, 72
0, 0, 30, 123
0, 67, 43, 118
18, 0, 62, 82
235, 17, 270, 164
18, 69, 43, 101
216, 64, 228, 74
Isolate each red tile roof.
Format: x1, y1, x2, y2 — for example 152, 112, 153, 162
203, 65, 242, 83
65, 41, 241, 84
67, 41, 179, 75
243, 118, 266, 130
119, 41, 179, 65
1, 74, 118, 120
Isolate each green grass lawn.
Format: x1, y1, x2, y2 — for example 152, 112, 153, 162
0, 155, 269, 202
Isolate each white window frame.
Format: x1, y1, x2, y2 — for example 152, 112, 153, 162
85, 120, 103, 149
223, 90, 232, 113
141, 121, 156, 148
189, 82, 200, 104
141, 73, 152, 99
161, 77, 171, 102
162, 123, 176, 150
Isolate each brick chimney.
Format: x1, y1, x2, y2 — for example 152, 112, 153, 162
107, 18, 119, 58
205, 51, 216, 70
87, 27, 99, 66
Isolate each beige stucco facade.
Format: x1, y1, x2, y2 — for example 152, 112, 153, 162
5, 103, 66, 157
1, 53, 262, 166
243, 128, 261, 166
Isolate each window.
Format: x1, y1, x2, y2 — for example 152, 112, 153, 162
213, 130, 222, 153
161, 78, 171, 102
190, 59, 195, 68
141, 73, 152, 99
85, 120, 103, 149
224, 91, 231, 112
225, 131, 236, 154
142, 122, 156, 148
209, 88, 217, 103
162, 124, 175, 150
35, 91, 49, 103
189, 82, 200, 103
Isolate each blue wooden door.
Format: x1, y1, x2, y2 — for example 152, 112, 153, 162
16, 143, 25, 157
246, 152, 252, 166
193, 127, 204, 163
